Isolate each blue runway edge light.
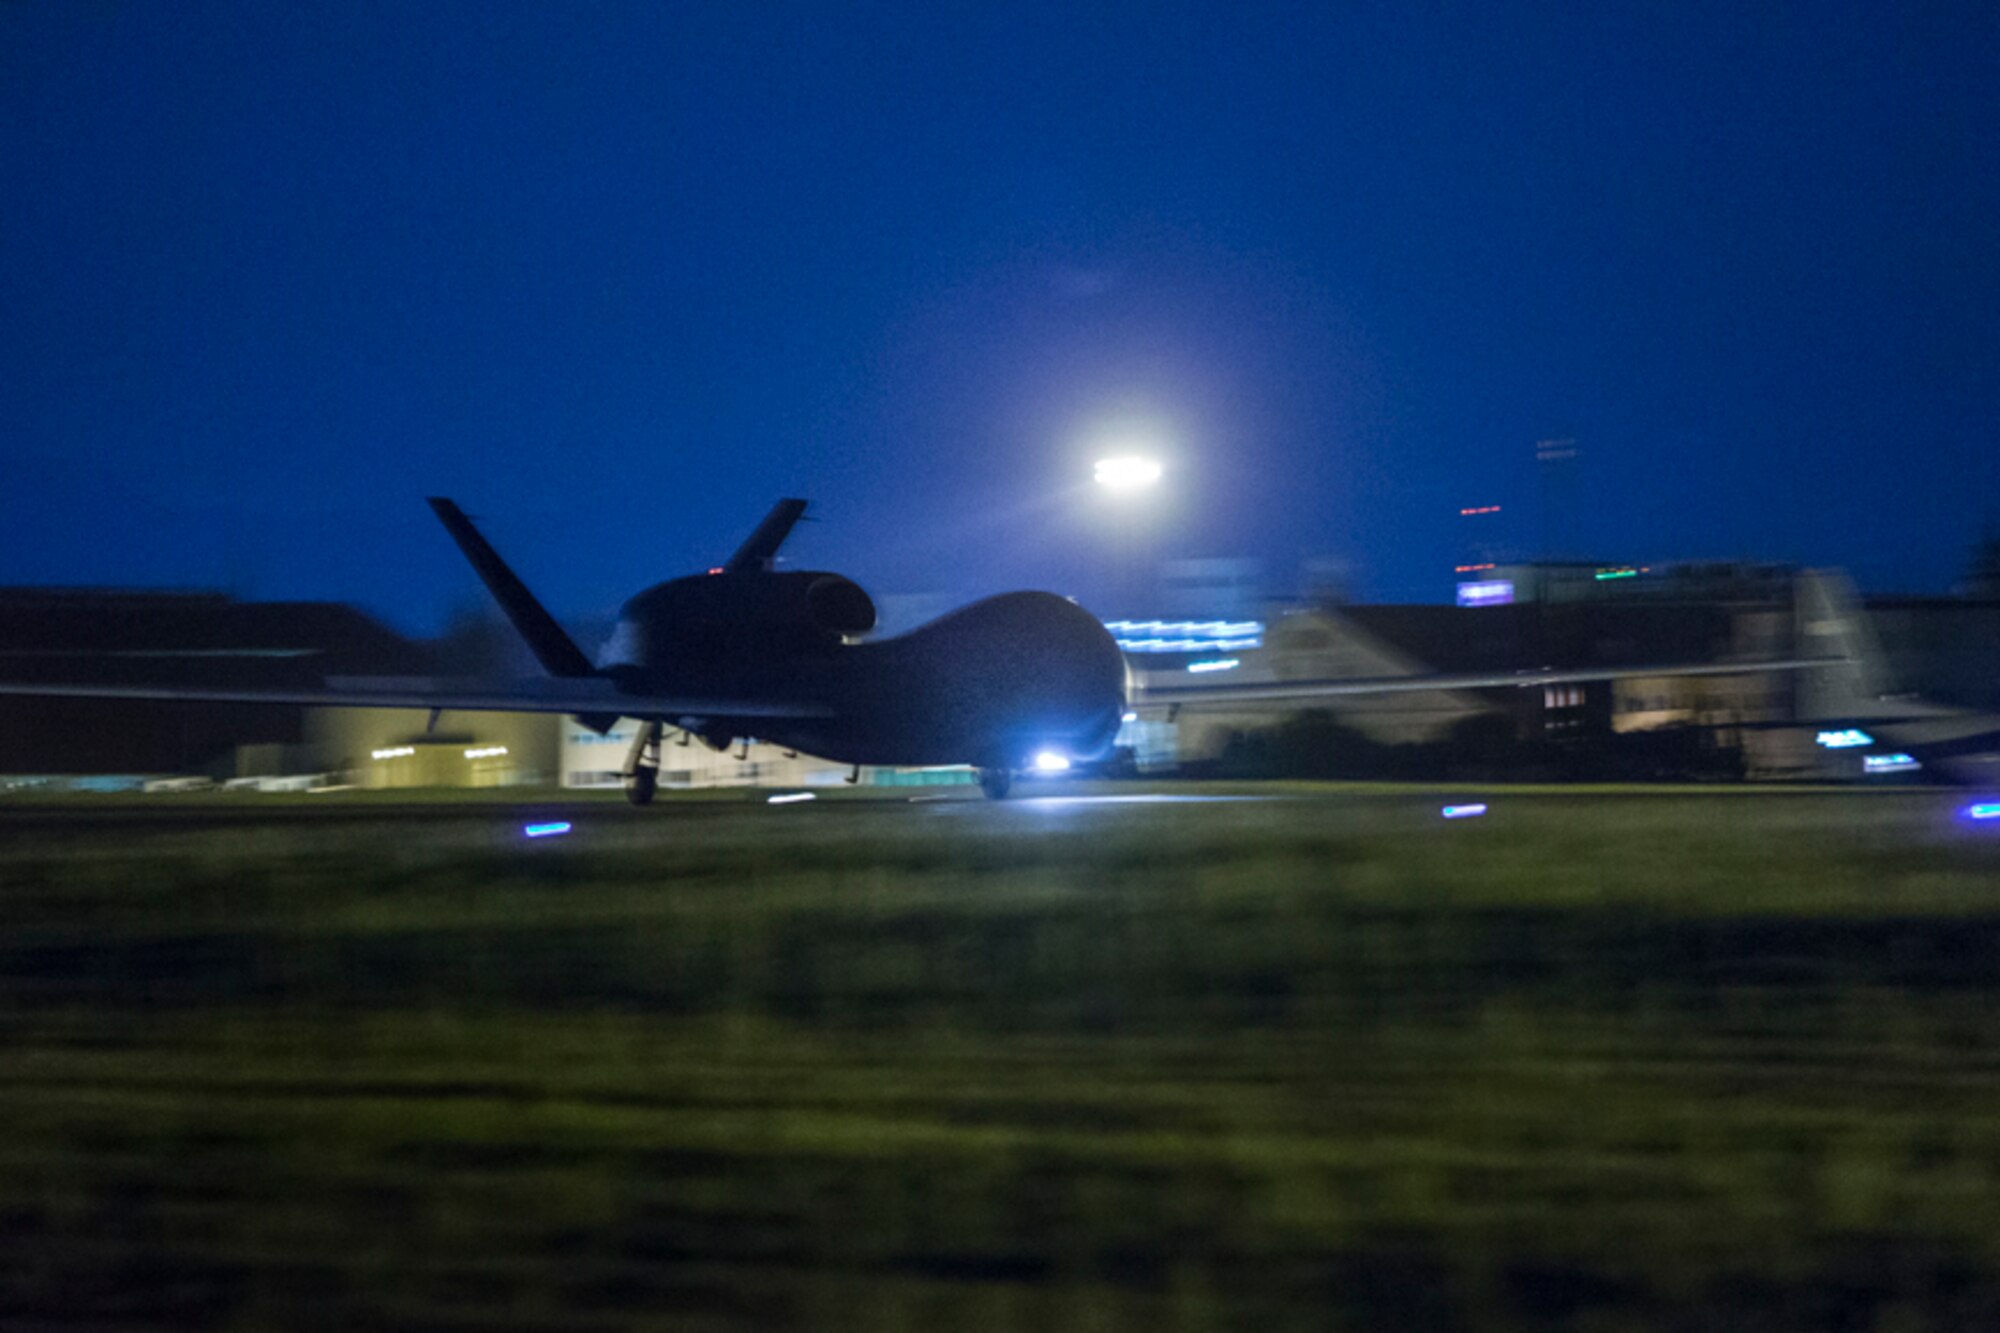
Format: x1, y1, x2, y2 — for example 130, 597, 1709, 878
1966, 803, 2000, 822
1441, 804, 1488, 819
524, 822, 572, 838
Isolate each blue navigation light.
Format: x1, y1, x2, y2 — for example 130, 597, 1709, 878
1965, 803, 2000, 822
1441, 804, 1488, 819
1187, 658, 1240, 673
1863, 753, 1921, 774
1816, 729, 1874, 749
525, 822, 572, 838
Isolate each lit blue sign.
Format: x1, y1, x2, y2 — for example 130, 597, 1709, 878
1863, 753, 1920, 774
1816, 729, 1874, 749
1456, 580, 1515, 607
1106, 620, 1264, 653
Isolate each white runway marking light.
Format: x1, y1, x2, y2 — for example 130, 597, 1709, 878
1441, 804, 1488, 819
767, 792, 817, 804
524, 822, 571, 838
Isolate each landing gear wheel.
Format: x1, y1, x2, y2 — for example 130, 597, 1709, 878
624, 765, 658, 806
978, 767, 1013, 800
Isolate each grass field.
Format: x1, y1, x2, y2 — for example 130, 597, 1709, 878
2, 785, 1998, 1330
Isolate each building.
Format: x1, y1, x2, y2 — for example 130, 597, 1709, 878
1865, 597, 2000, 711
0, 589, 547, 788
561, 723, 849, 790
1156, 557, 1266, 620
0, 589, 420, 781
1122, 563, 1842, 779
313, 708, 558, 789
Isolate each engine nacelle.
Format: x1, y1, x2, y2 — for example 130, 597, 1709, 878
611, 569, 877, 668
801, 574, 876, 637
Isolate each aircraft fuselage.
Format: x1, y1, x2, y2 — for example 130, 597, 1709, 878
599, 574, 1127, 769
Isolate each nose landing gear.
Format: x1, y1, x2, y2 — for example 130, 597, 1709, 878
622, 720, 663, 806
977, 766, 1012, 800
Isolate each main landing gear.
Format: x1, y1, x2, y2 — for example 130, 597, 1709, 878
978, 766, 1013, 800
622, 720, 663, 806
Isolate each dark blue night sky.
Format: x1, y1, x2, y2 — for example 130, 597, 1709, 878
4, 3, 1994, 630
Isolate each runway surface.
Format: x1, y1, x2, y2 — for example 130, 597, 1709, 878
0, 786, 1273, 825
0, 779, 1907, 835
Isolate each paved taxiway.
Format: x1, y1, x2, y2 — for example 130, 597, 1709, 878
0, 788, 1289, 833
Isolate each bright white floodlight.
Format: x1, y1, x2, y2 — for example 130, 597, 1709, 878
1032, 750, 1072, 772
1093, 456, 1163, 493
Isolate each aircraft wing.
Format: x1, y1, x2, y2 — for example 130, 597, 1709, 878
0, 675, 834, 720
1134, 657, 1844, 707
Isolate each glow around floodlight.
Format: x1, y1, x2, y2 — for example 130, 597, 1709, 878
1094, 456, 1163, 492
1032, 751, 1071, 772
